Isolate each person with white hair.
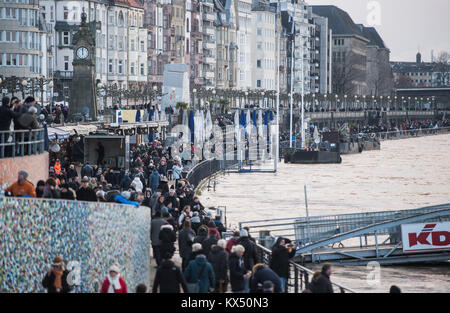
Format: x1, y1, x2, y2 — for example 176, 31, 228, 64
100, 263, 128, 293
229, 245, 251, 293
16, 105, 40, 130
208, 239, 229, 293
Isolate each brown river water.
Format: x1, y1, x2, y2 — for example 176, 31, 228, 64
200, 134, 450, 292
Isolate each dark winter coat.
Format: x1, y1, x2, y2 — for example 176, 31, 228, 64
311, 271, 334, 293
202, 235, 218, 258
159, 224, 177, 259
152, 260, 188, 293
42, 270, 73, 293
270, 238, 296, 279
208, 245, 229, 282
250, 266, 282, 293
80, 165, 94, 178
0, 105, 19, 131
193, 227, 208, 246
184, 255, 215, 293
76, 187, 97, 202
237, 236, 259, 272
178, 228, 196, 259
150, 216, 166, 246
229, 252, 246, 292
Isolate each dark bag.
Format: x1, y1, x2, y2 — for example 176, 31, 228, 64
187, 264, 206, 293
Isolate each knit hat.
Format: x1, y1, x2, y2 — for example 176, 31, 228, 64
18, 170, 29, 180
109, 263, 120, 274
51, 256, 64, 267
121, 191, 131, 200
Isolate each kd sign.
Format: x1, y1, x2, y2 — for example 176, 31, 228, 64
401, 222, 450, 253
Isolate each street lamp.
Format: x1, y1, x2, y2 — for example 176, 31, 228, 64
192, 88, 197, 109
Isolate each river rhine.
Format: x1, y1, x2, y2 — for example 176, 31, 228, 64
200, 134, 450, 292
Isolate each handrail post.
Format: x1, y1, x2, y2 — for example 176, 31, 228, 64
294, 265, 298, 293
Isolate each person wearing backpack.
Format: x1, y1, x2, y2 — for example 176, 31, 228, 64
184, 254, 215, 293
178, 220, 196, 271
152, 253, 188, 293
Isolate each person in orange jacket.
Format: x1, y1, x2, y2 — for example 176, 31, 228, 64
54, 159, 61, 175
5, 170, 36, 198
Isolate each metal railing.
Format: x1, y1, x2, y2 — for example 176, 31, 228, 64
0, 129, 46, 159
255, 243, 356, 293
186, 157, 239, 189
375, 126, 450, 140
240, 204, 450, 247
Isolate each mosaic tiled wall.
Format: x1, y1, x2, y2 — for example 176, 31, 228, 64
0, 197, 151, 293
0, 152, 49, 187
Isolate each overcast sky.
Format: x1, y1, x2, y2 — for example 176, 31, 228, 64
307, 0, 450, 62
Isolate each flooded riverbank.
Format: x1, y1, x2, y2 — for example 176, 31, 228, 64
200, 134, 450, 292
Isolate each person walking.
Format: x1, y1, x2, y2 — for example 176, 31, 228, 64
100, 263, 128, 293
250, 264, 282, 293
237, 229, 258, 292
42, 256, 73, 293
151, 211, 166, 267
152, 253, 188, 293
208, 239, 229, 293
269, 237, 296, 293
226, 230, 240, 255
184, 254, 215, 293
229, 245, 251, 293
193, 225, 209, 246
178, 220, 196, 271
159, 223, 177, 260
312, 263, 334, 293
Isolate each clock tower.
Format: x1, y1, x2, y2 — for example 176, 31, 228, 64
69, 10, 97, 121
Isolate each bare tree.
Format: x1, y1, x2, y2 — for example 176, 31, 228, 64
395, 75, 414, 88
332, 50, 366, 95
433, 51, 450, 87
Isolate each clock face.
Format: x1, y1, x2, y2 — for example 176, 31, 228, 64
77, 47, 89, 59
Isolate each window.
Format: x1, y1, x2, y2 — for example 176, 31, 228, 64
64, 56, 69, 71
62, 31, 69, 45
130, 39, 135, 51
147, 60, 152, 75
257, 80, 261, 88
257, 59, 262, 68
109, 59, 113, 73
140, 63, 144, 75
118, 60, 123, 74
257, 28, 262, 36
72, 6, 77, 21
186, 18, 190, 32
130, 63, 135, 75
140, 40, 144, 52
50, 5, 54, 21
63, 6, 69, 20
148, 33, 152, 49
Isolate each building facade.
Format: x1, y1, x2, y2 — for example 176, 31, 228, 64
312, 5, 368, 96
0, 0, 51, 101
358, 25, 393, 96
40, 0, 147, 105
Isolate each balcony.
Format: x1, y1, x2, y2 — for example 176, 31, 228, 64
54, 71, 73, 79
204, 26, 215, 36
203, 12, 216, 21
204, 56, 215, 64
204, 42, 215, 50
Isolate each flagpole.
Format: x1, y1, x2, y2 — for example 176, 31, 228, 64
289, 4, 296, 149
275, 0, 280, 172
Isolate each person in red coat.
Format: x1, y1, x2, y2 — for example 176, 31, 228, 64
100, 263, 128, 293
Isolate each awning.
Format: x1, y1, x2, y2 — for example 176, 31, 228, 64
58, 124, 98, 136
47, 127, 70, 141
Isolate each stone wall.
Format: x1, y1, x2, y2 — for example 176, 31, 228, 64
0, 152, 49, 188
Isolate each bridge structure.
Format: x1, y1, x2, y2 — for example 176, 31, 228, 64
239, 204, 450, 266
